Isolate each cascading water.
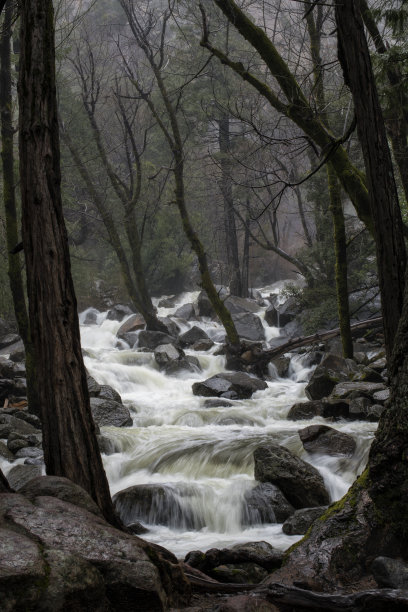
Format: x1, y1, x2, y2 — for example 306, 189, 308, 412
78, 286, 377, 558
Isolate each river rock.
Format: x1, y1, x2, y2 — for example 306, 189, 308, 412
138, 330, 176, 350
6, 464, 42, 490
97, 434, 118, 455
264, 305, 278, 327
232, 312, 265, 342
14, 447, 44, 460
174, 303, 196, 320
211, 562, 268, 584
270, 356, 290, 378
8, 346, 25, 363
158, 295, 178, 308
372, 556, 408, 589
253, 444, 330, 508
373, 388, 390, 403
83, 308, 99, 325
192, 372, 267, 400
0, 378, 27, 404
0, 413, 39, 436
113, 484, 200, 530
331, 381, 386, 400
305, 353, 356, 400
90, 398, 132, 428
116, 313, 146, 338
242, 483, 294, 524
299, 425, 356, 457
282, 506, 328, 535
154, 344, 201, 375
106, 304, 134, 322
87, 374, 101, 396
98, 385, 122, 404
192, 338, 214, 351
0, 440, 14, 461
224, 296, 260, 315
348, 396, 383, 421
185, 541, 283, 574
179, 326, 210, 347
287, 399, 350, 420
0, 491, 189, 610
0, 333, 21, 350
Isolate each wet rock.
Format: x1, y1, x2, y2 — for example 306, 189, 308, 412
192, 372, 267, 400
159, 316, 180, 337
196, 289, 227, 318
282, 506, 328, 535
192, 339, 214, 351
87, 374, 101, 396
154, 344, 201, 375
12, 410, 41, 429
215, 594, 279, 612
185, 541, 283, 574
299, 425, 356, 457
90, 398, 132, 428
0, 378, 27, 404
8, 347, 26, 363
0, 358, 25, 378
353, 366, 384, 383
8, 438, 30, 453
0, 440, 14, 461
372, 556, 408, 589
116, 313, 146, 338
106, 304, 134, 322
0, 333, 21, 350
113, 484, 201, 530
203, 399, 233, 408
211, 562, 268, 584
0, 415, 39, 438
14, 447, 44, 460
287, 399, 350, 421
331, 381, 386, 400
348, 396, 383, 421
83, 309, 99, 325
158, 295, 178, 308
179, 326, 210, 347
232, 312, 265, 342
373, 388, 390, 403
0, 492, 189, 610
270, 356, 290, 378
305, 353, 356, 400
6, 464, 42, 490
19, 476, 104, 518
300, 351, 324, 368
24, 458, 44, 466
264, 305, 278, 327
127, 522, 149, 535
98, 385, 122, 404
224, 296, 260, 315
138, 330, 176, 350
97, 434, 118, 455
174, 303, 196, 320
117, 332, 138, 348
370, 357, 387, 371
253, 444, 330, 509
242, 483, 294, 524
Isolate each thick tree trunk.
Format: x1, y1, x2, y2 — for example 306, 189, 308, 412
327, 164, 353, 359
218, 114, 242, 297
0, 0, 40, 417
336, 0, 406, 363
19, 0, 119, 526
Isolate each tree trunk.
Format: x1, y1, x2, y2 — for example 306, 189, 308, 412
217, 114, 242, 297
241, 210, 250, 298
327, 164, 353, 359
19, 0, 119, 526
0, 0, 40, 417
336, 0, 406, 363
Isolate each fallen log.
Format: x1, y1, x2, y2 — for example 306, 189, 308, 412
257, 583, 408, 611
226, 317, 383, 375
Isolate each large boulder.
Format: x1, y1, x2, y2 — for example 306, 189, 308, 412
298, 425, 356, 457
19, 476, 103, 517
113, 484, 201, 530
154, 344, 201, 375
196, 291, 216, 318
106, 304, 134, 322
331, 381, 386, 400
90, 398, 132, 428
305, 353, 357, 400
232, 312, 265, 342
179, 326, 210, 347
192, 372, 267, 400
282, 506, 328, 535
264, 305, 278, 327
0, 413, 39, 436
253, 444, 330, 508
242, 483, 294, 525
6, 464, 42, 490
0, 491, 190, 610
287, 399, 350, 421
138, 330, 176, 351
224, 296, 260, 315
0, 333, 21, 350
173, 303, 196, 320
116, 314, 146, 338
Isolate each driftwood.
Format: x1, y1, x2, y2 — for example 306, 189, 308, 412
227, 316, 383, 375
260, 583, 408, 611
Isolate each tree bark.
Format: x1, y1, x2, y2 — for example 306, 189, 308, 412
335, 0, 406, 363
0, 0, 40, 417
19, 0, 119, 526
217, 114, 242, 297
327, 164, 353, 359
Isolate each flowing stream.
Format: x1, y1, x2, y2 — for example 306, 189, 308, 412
79, 287, 376, 558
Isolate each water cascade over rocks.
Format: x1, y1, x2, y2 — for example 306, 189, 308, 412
0, 283, 379, 560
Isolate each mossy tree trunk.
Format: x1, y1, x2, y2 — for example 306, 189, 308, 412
327, 164, 353, 359
0, 0, 40, 416
19, 0, 119, 526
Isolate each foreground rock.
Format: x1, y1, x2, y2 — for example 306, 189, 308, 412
372, 557, 408, 589
299, 425, 356, 457
231, 313, 265, 342
90, 398, 132, 428
253, 444, 329, 508
0, 478, 190, 610
192, 373, 267, 400
304, 353, 357, 400
185, 541, 283, 575
242, 483, 294, 525
282, 506, 328, 535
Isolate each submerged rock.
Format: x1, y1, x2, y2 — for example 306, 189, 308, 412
298, 424, 356, 457
192, 372, 267, 400
253, 444, 329, 508
242, 482, 294, 525
282, 506, 328, 535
